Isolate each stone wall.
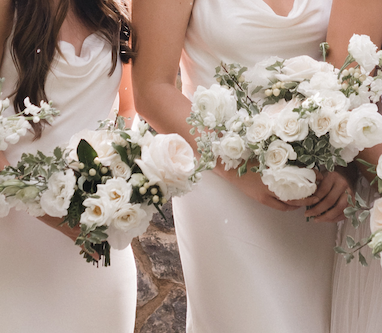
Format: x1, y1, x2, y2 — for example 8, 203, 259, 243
132, 199, 187, 332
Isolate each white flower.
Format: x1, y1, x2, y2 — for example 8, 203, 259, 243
192, 84, 237, 129
329, 111, 354, 149
370, 78, 382, 103
318, 90, 351, 114
128, 173, 148, 187
109, 156, 132, 179
309, 108, 333, 137
23, 97, 41, 116
220, 133, 246, 159
298, 71, 341, 97
273, 99, 309, 142
97, 178, 133, 207
106, 203, 150, 250
246, 113, 274, 143
376, 155, 382, 179
262, 99, 290, 118
66, 129, 118, 166
347, 103, 382, 150
265, 140, 296, 169
370, 198, 382, 234
80, 194, 114, 227
135, 134, 195, 197
261, 166, 317, 201
339, 144, 359, 163
276, 55, 334, 82
348, 34, 379, 74
26, 201, 45, 217
245, 56, 283, 96
40, 169, 76, 218
0, 194, 10, 217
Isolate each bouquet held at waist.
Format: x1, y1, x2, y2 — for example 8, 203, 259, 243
187, 34, 382, 202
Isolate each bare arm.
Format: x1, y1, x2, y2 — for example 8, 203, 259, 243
118, 62, 136, 127
131, 0, 299, 211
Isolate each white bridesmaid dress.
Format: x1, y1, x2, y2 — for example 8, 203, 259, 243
0, 33, 136, 332
173, 0, 337, 332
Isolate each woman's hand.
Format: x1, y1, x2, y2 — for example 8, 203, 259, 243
287, 168, 355, 223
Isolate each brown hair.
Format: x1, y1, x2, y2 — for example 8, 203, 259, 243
10, 0, 132, 138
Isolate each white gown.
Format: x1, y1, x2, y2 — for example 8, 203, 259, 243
0, 33, 137, 333
331, 176, 382, 333
174, 1, 337, 332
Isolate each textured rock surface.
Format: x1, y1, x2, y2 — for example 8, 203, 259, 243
136, 259, 159, 307
139, 288, 187, 333
139, 229, 184, 284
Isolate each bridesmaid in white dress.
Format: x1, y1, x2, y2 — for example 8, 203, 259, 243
0, 1, 137, 332
132, 0, 347, 332
326, 1, 382, 332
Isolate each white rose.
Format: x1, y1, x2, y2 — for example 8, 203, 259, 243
309, 108, 333, 137
348, 34, 379, 74
265, 140, 296, 169
66, 129, 118, 166
109, 156, 132, 179
298, 72, 341, 97
219, 133, 246, 160
192, 84, 237, 129
347, 103, 382, 150
262, 99, 289, 118
370, 198, 382, 234
0, 194, 10, 218
97, 178, 133, 207
135, 134, 195, 196
273, 99, 309, 142
246, 113, 274, 143
261, 166, 317, 201
106, 204, 152, 250
376, 155, 382, 179
276, 55, 334, 82
80, 194, 114, 227
317, 90, 351, 114
40, 170, 76, 218
329, 111, 354, 149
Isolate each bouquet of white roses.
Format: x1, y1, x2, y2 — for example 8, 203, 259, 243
0, 116, 200, 266
187, 34, 382, 201
0, 78, 59, 150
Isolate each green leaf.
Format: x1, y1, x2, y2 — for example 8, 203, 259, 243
334, 246, 347, 254
358, 252, 368, 267
345, 253, 355, 264
346, 236, 356, 249
77, 139, 98, 165
358, 210, 370, 224
112, 143, 130, 165
355, 192, 368, 209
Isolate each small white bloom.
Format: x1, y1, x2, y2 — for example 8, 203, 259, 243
40, 169, 76, 218
265, 140, 297, 169
219, 133, 246, 160
97, 178, 133, 207
261, 166, 317, 201
23, 97, 41, 116
109, 156, 132, 179
128, 173, 148, 187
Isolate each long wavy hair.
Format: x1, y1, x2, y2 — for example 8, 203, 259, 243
10, 0, 133, 138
